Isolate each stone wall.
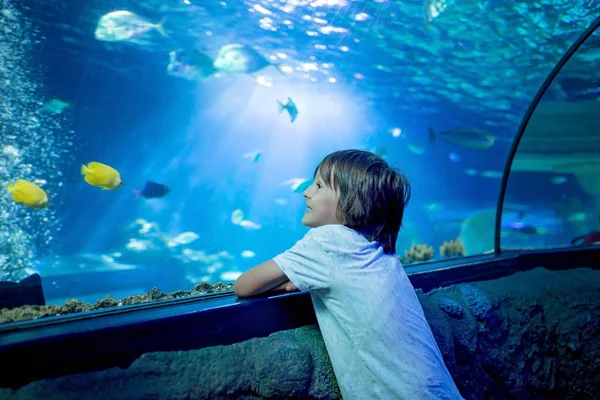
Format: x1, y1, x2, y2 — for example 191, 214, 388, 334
1, 267, 599, 399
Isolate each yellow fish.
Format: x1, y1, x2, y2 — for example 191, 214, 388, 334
7, 179, 50, 209
81, 162, 123, 190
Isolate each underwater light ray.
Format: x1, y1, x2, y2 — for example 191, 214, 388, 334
160, 68, 375, 238
239, 84, 371, 220
184, 74, 371, 220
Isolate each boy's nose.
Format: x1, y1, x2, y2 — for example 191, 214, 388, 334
303, 190, 309, 199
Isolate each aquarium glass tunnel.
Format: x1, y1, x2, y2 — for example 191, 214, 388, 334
0, 1, 599, 399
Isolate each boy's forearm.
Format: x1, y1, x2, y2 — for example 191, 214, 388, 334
233, 260, 290, 297
237, 280, 291, 297
264, 279, 291, 293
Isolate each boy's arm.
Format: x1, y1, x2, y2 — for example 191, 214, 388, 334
236, 227, 332, 297
268, 280, 299, 293
234, 260, 290, 297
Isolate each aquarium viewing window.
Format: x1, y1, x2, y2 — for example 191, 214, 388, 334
497, 19, 600, 254
0, 1, 599, 325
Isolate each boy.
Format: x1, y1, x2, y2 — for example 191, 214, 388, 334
234, 150, 463, 399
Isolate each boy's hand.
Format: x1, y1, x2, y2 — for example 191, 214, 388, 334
272, 280, 299, 292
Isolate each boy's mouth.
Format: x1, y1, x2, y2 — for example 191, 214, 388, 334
305, 206, 313, 213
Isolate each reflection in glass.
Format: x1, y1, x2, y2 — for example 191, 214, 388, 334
501, 28, 600, 251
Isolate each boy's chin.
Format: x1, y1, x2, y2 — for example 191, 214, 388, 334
301, 216, 318, 228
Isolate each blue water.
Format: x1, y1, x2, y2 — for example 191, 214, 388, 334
1, 0, 599, 303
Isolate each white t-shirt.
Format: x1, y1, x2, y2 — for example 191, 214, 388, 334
273, 225, 464, 400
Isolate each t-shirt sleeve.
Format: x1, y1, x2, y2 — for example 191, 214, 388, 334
272, 227, 333, 292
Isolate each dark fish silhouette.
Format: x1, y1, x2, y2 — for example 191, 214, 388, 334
133, 181, 170, 199
167, 49, 217, 81
0, 273, 45, 309
277, 97, 298, 123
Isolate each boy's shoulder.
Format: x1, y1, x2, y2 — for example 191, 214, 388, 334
305, 224, 357, 240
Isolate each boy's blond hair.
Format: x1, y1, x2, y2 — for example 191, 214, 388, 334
315, 149, 411, 254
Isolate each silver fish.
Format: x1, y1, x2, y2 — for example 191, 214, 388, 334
429, 126, 495, 150
94, 10, 166, 43
213, 44, 284, 75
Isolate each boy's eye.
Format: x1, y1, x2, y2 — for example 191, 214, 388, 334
316, 182, 322, 189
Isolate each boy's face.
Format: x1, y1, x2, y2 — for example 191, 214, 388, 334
302, 169, 341, 228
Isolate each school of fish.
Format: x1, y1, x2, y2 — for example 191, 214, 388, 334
94, 10, 298, 124
8, 4, 569, 213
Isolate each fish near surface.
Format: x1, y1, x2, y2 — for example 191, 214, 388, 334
429, 126, 496, 150
167, 49, 217, 81
7, 179, 50, 209
94, 10, 167, 43
81, 162, 123, 190
423, 0, 447, 31
213, 44, 285, 75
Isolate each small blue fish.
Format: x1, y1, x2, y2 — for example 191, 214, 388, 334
282, 178, 311, 193
133, 181, 170, 199
242, 149, 262, 162
448, 152, 460, 162
277, 97, 298, 123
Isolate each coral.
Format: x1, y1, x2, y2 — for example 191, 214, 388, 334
400, 243, 434, 265
459, 208, 496, 256
439, 297, 464, 317
439, 238, 466, 259
459, 283, 492, 320
0, 281, 235, 324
